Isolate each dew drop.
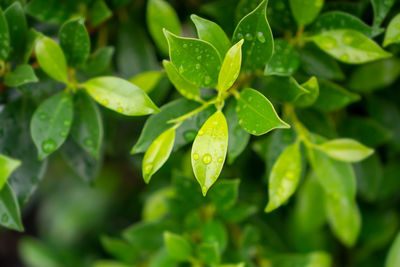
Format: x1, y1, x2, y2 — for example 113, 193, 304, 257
257, 32, 265, 43
245, 33, 253, 41
193, 153, 199, 160
202, 154, 212, 164
42, 139, 57, 153
179, 65, 184, 74
237, 33, 244, 39
198, 130, 204, 136
320, 36, 337, 49
117, 107, 124, 113
102, 99, 109, 105
217, 157, 223, 163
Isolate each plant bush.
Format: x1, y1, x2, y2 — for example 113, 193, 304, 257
0, 0, 400, 266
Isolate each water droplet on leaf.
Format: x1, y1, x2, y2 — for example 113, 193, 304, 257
202, 154, 212, 164
42, 139, 57, 153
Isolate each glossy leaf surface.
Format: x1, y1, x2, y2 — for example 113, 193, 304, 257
191, 111, 228, 196
0, 183, 23, 231
4, 2, 27, 60
383, 14, 400, 47
371, 0, 395, 27
217, 40, 243, 92
236, 88, 289, 135
0, 154, 21, 190
84, 76, 159, 116
130, 71, 164, 93
265, 39, 300, 76
319, 138, 374, 162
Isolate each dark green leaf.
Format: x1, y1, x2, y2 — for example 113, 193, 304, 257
197, 242, 220, 265
4, 2, 27, 60
0, 182, 23, 231
100, 236, 137, 264
371, 0, 395, 27
4, 64, 38, 87
89, 0, 112, 26
207, 179, 240, 210
290, 0, 324, 26
265, 39, 300, 76
202, 220, 228, 252
262, 76, 309, 103
0, 7, 10, 60
81, 46, 114, 76
293, 77, 319, 107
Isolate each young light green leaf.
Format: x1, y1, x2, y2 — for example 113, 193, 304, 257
83, 76, 160, 116
290, 0, 324, 27
191, 111, 228, 196
71, 91, 103, 159
265, 39, 300, 76
217, 39, 244, 92
232, 0, 274, 72
386, 231, 400, 267
130, 71, 164, 93
371, 0, 395, 27
265, 142, 302, 212
383, 14, 400, 47
142, 128, 175, 183
325, 194, 361, 247
311, 11, 383, 38
164, 231, 193, 261
162, 60, 201, 101
319, 138, 374, 162
35, 35, 68, 83
0, 7, 10, 60
236, 88, 289, 135
4, 2, 27, 60
147, 0, 181, 55
59, 18, 91, 66
89, 0, 112, 26
191, 14, 231, 57
293, 76, 319, 107
0, 154, 21, 190
164, 30, 222, 88
30, 92, 74, 160
0, 183, 23, 231
263, 76, 310, 103
4, 64, 38, 87
310, 29, 392, 64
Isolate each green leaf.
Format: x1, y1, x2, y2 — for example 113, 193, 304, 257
84, 76, 159, 116
26, 0, 72, 24
130, 71, 164, 93
89, 0, 112, 26
348, 58, 400, 92
81, 46, 114, 76
371, 0, 395, 27
59, 18, 90, 66
383, 14, 400, 47
202, 220, 228, 252
290, 0, 324, 27
164, 231, 193, 261
312, 80, 360, 112
217, 39, 244, 92
311, 11, 383, 38
0, 154, 21, 190
142, 188, 172, 221
355, 155, 383, 202
197, 243, 220, 265
299, 44, 344, 81
267, 128, 297, 171
19, 237, 62, 267
4, 64, 38, 87
35, 35, 68, 83
71, 91, 103, 159
191, 14, 231, 57
100, 236, 137, 263
147, 0, 181, 55
308, 145, 356, 201
293, 77, 319, 107
325, 194, 361, 247
236, 88, 289, 135
386, 231, 400, 267
319, 138, 374, 163
265, 142, 301, 212
262, 76, 310, 103
265, 39, 300, 76
0, 182, 23, 231
225, 100, 249, 163
30, 92, 73, 160
310, 29, 392, 64
162, 60, 201, 101
4, 2, 27, 61
142, 128, 175, 183
0, 7, 10, 60
232, 0, 273, 72
191, 111, 228, 196
164, 30, 222, 88
208, 179, 240, 210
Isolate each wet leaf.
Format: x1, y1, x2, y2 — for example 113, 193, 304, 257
236, 88, 289, 135
319, 138, 374, 162
265, 39, 300, 76
383, 14, 400, 47
371, 0, 395, 27
217, 39, 244, 92
0, 154, 21, 190
290, 0, 324, 27
191, 111, 228, 196
293, 76, 319, 107
4, 64, 38, 87
0, 182, 23, 231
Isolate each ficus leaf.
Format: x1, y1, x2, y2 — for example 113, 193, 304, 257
232, 0, 274, 72
130, 71, 165, 93
265, 142, 302, 212
35, 35, 68, 83
197, 242, 220, 265
290, 0, 324, 26
386, 231, 400, 267
319, 138, 374, 162
191, 110, 228, 196
0, 154, 21, 190
236, 88, 289, 135
30, 92, 74, 160
383, 14, 400, 47
164, 30, 222, 88
191, 14, 231, 58
4, 2, 27, 61
0, 7, 9, 60
59, 17, 91, 67
293, 76, 319, 107
265, 39, 300, 76
164, 231, 193, 261
217, 39, 244, 92
162, 60, 201, 101
147, 0, 181, 55
0, 182, 23, 232
310, 29, 392, 64
4, 64, 38, 87
83, 76, 160, 116
263, 76, 310, 103
142, 128, 175, 183
371, 0, 395, 27
89, 0, 112, 26
81, 46, 114, 76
